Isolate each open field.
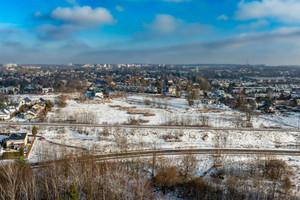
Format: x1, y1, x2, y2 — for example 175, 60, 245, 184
41, 93, 299, 128
2, 93, 300, 197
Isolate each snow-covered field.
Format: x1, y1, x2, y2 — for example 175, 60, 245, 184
2, 93, 300, 175
2, 93, 300, 196
0, 93, 298, 161
25, 126, 299, 157
43, 94, 298, 129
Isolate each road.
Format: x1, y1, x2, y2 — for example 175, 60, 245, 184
1, 121, 300, 132
30, 148, 300, 168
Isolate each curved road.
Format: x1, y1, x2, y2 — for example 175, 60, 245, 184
1, 121, 300, 132
30, 148, 300, 168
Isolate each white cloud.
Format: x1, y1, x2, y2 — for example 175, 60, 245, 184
0, 29, 20, 34
250, 20, 269, 28
217, 15, 228, 21
74, 27, 300, 65
116, 5, 124, 12
141, 14, 210, 39
237, 20, 269, 29
36, 24, 78, 40
35, 11, 42, 17
36, 6, 115, 40
144, 14, 183, 34
235, 0, 300, 23
51, 6, 114, 25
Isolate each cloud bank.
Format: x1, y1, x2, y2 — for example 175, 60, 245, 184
236, 0, 300, 23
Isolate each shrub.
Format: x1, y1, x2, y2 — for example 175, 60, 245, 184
263, 159, 289, 181
32, 126, 38, 137
26, 145, 32, 158
154, 167, 181, 187
2, 151, 21, 158
55, 95, 67, 108
103, 127, 110, 136
55, 99, 67, 108
144, 99, 151, 105
127, 117, 140, 125
67, 183, 80, 200
45, 100, 54, 110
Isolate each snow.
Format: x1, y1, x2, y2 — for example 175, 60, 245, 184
0, 93, 298, 162
42, 94, 295, 129
3, 93, 300, 192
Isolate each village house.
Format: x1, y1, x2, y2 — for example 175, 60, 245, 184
8, 104, 19, 113
24, 101, 46, 120
94, 91, 104, 99
0, 98, 7, 105
20, 97, 32, 106
274, 100, 290, 106
36, 98, 46, 104
32, 103, 45, 111
42, 88, 54, 94
24, 109, 38, 120
5, 133, 28, 149
168, 85, 177, 95
0, 109, 10, 120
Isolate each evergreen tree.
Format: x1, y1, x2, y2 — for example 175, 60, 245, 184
67, 183, 80, 200
32, 126, 37, 137
20, 147, 24, 157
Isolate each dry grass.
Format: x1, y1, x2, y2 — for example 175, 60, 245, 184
118, 106, 137, 111
110, 105, 156, 117
139, 119, 150, 123
143, 112, 156, 117
162, 133, 182, 142
126, 99, 142, 104
127, 109, 155, 117
124, 117, 150, 125
109, 105, 122, 108
109, 92, 127, 99
197, 107, 223, 113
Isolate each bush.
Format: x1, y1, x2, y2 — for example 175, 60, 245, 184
55, 95, 67, 108
263, 159, 289, 181
26, 145, 32, 158
67, 183, 80, 200
32, 126, 38, 137
144, 99, 151, 105
2, 151, 21, 158
154, 167, 181, 187
103, 127, 110, 136
45, 100, 54, 109
126, 117, 140, 125
55, 99, 67, 108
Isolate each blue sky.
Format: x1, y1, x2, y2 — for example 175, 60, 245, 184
1, 0, 300, 64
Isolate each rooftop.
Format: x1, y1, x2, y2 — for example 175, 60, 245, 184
7, 133, 27, 141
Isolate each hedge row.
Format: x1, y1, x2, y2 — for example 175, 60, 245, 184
26, 145, 32, 158
2, 151, 21, 158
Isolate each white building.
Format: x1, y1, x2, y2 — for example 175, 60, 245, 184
0, 109, 10, 120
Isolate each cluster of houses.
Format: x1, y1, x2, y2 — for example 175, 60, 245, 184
0, 97, 46, 120
86, 84, 105, 100
0, 86, 19, 94
0, 85, 54, 95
